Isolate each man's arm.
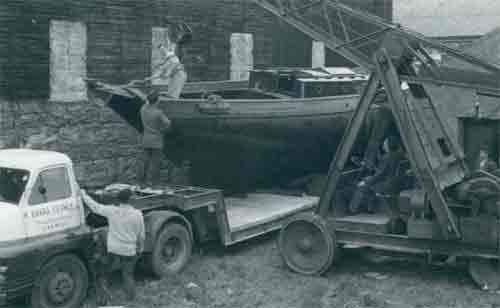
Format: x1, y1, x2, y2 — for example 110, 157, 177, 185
362, 154, 393, 187
81, 190, 115, 218
159, 113, 171, 133
137, 214, 146, 255
367, 159, 390, 185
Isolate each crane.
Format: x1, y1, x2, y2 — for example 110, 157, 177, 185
252, 0, 500, 288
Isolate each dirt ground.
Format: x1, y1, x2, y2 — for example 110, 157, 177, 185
75, 232, 500, 308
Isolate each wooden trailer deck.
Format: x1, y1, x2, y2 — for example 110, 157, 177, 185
222, 193, 319, 245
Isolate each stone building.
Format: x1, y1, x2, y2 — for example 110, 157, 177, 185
0, 0, 391, 186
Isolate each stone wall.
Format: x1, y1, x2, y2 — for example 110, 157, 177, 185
0, 0, 392, 187
0, 0, 276, 187
0, 98, 149, 187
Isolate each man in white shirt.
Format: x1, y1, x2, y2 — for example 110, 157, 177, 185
81, 188, 145, 302
147, 44, 187, 99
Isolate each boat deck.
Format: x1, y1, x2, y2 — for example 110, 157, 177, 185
225, 193, 319, 233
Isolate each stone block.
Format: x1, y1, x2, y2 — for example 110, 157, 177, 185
17, 100, 43, 114
74, 159, 116, 187
116, 156, 140, 183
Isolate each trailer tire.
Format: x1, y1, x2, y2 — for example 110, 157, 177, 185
151, 222, 192, 277
31, 254, 88, 308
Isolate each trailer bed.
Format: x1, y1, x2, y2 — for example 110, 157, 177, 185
222, 193, 319, 245
91, 185, 319, 247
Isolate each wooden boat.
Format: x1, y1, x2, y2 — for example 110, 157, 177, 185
89, 67, 377, 194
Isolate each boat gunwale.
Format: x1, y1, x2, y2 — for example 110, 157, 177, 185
167, 110, 356, 120
160, 94, 361, 104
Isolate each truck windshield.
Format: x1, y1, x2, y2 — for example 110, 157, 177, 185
0, 168, 30, 205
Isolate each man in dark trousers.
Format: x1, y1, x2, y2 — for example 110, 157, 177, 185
81, 189, 145, 303
349, 135, 405, 214
138, 90, 171, 187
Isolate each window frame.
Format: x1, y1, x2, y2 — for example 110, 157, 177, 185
49, 19, 88, 102
28, 165, 73, 206
0, 167, 30, 206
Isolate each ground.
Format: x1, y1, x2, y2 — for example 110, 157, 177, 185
74, 232, 500, 308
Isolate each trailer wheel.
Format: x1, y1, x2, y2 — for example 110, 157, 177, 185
279, 213, 335, 275
31, 254, 88, 308
151, 222, 192, 277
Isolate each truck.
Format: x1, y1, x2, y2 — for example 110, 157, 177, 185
0, 148, 318, 308
254, 0, 500, 288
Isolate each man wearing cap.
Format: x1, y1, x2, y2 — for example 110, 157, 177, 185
81, 189, 145, 302
138, 90, 171, 187
349, 135, 405, 214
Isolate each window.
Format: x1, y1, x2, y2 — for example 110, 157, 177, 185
0, 168, 30, 205
49, 20, 87, 102
230, 33, 253, 81
29, 167, 72, 205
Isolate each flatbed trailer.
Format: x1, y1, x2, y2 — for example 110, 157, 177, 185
88, 184, 318, 268
0, 150, 317, 308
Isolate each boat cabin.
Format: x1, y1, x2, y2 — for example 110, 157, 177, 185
248, 67, 369, 98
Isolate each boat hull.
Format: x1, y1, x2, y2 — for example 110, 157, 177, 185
106, 90, 372, 193
100, 83, 380, 194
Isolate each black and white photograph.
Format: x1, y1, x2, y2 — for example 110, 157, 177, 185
1, 1, 500, 307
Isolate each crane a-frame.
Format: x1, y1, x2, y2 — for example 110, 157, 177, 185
253, 0, 500, 287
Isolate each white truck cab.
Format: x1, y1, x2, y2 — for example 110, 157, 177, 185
0, 149, 84, 242
0, 149, 200, 308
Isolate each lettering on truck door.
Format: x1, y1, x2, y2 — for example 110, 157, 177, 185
22, 165, 81, 237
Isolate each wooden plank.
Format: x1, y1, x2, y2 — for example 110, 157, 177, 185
225, 193, 318, 232
181, 80, 250, 94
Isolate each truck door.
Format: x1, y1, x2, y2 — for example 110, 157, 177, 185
22, 165, 82, 237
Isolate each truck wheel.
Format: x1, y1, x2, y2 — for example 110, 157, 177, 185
31, 254, 88, 308
151, 223, 192, 277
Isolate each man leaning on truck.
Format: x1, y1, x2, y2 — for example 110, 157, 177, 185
81, 189, 145, 302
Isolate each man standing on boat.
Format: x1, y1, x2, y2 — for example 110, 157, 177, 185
138, 90, 171, 187
143, 23, 191, 99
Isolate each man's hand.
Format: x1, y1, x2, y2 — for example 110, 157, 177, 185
80, 189, 90, 201
136, 242, 144, 255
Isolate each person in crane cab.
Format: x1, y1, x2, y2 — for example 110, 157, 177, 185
478, 148, 498, 173
349, 135, 405, 214
81, 189, 145, 303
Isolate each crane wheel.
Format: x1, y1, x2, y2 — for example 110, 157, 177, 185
278, 213, 335, 275
469, 258, 500, 291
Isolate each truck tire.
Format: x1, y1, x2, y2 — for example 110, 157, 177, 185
31, 254, 88, 308
151, 223, 192, 277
